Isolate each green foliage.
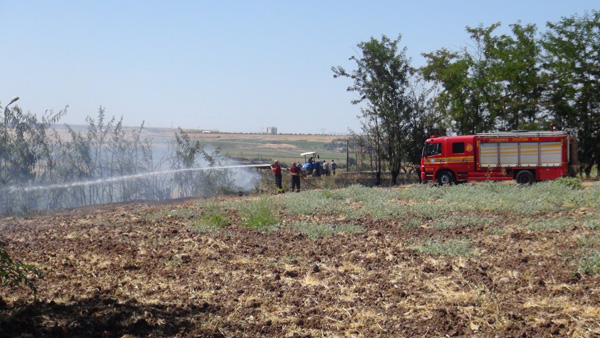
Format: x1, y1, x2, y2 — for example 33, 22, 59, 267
576, 235, 599, 248
197, 201, 229, 228
292, 221, 363, 239
577, 249, 600, 275
238, 198, 279, 229
431, 214, 496, 230
542, 11, 600, 177
414, 238, 474, 257
0, 246, 42, 296
552, 177, 583, 190
403, 218, 422, 229
583, 216, 600, 230
422, 22, 544, 134
333, 34, 435, 184
527, 218, 574, 232
399, 182, 590, 215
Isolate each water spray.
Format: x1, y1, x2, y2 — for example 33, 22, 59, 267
5, 164, 271, 193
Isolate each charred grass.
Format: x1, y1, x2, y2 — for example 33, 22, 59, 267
1, 181, 600, 337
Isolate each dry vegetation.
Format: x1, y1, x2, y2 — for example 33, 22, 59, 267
2, 180, 600, 337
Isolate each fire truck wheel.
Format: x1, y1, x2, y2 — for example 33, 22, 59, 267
516, 170, 534, 185
437, 170, 455, 185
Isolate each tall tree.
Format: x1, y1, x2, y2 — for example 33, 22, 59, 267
542, 11, 600, 177
332, 35, 415, 185
490, 23, 545, 130
422, 22, 546, 133
422, 24, 500, 134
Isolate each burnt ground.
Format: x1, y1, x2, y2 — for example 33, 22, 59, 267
1, 189, 600, 338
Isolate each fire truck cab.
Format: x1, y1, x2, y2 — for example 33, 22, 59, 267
420, 130, 578, 185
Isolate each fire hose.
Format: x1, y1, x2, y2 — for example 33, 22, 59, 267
283, 168, 321, 189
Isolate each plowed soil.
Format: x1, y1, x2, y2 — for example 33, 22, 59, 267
1, 189, 600, 337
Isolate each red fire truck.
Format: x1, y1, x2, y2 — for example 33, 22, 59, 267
420, 130, 578, 185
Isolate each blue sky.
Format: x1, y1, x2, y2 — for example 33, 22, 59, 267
0, 1, 596, 134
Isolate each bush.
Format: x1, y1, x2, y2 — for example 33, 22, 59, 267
197, 201, 229, 228
239, 198, 279, 229
0, 247, 41, 297
552, 177, 583, 190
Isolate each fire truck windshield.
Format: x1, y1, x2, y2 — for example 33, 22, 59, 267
423, 142, 442, 157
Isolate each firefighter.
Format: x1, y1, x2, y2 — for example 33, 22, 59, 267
290, 162, 301, 192
270, 160, 283, 193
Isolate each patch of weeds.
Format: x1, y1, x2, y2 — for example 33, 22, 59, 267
576, 235, 599, 248
488, 226, 506, 235
335, 223, 363, 234
337, 203, 366, 219
403, 218, 422, 229
414, 237, 474, 257
431, 214, 496, 230
191, 202, 229, 233
239, 198, 279, 229
196, 201, 229, 228
407, 203, 438, 220
279, 193, 327, 215
166, 208, 197, 219
588, 187, 600, 209
577, 249, 600, 275
552, 177, 583, 190
526, 218, 574, 232
140, 210, 162, 222
292, 221, 363, 239
583, 216, 600, 230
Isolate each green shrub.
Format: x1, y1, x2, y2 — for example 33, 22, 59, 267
190, 201, 229, 233
552, 177, 583, 190
239, 198, 279, 229
0, 247, 42, 297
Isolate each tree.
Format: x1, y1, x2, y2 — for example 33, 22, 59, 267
422, 25, 499, 134
422, 22, 546, 133
332, 35, 416, 185
489, 23, 545, 130
542, 11, 600, 177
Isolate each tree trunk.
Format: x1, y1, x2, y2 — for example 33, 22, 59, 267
391, 170, 399, 185
375, 171, 381, 186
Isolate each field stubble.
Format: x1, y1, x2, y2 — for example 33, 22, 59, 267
1, 181, 600, 337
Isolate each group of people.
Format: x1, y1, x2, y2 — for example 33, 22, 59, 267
307, 156, 336, 177
270, 158, 337, 193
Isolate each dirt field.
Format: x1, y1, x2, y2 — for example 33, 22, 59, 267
1, 183, 600, 337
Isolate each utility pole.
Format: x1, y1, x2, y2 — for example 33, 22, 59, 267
346, 139, 349, 172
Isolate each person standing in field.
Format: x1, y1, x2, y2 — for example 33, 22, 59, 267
270, 160, 283, 193
331, 160, 337, 175
322, 160, 329, 176
290, 162, 301, 192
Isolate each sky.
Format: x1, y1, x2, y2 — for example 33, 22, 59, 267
0, 1, 596, 134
